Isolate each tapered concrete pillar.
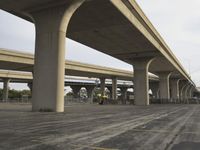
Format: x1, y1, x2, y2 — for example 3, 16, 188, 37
181, 83, 188, 103
185, 84, 192, 104
170, 78, 180, 103
189, 86, 195, 98
31, 1, 84, 112
120, 87, 128, 104
107, 86, 112, 99
149, 81, 159, 99
85, 86, 96, 104
3, 78, 10, 102
112, 77, 117, 100
27, 82, 33, 93
133, 58, 154, 105
70, 85, 82, 98
158, 72, 171, 103
179, 80, 187, 103
100, 78, 106, 96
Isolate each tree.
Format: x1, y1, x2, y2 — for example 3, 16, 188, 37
0, 88, 31, 100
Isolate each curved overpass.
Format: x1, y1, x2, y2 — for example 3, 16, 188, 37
0, 0, 193, 82
0, 0, 195, 111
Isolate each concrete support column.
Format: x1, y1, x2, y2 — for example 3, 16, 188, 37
149, 82, 159, 99
120, 87, 128, 104
185, 84, 192, 104
100, 78, 106, 96
133, 58, 154, 105
31, 1, 84, 112
179, 80, 187, 103
107, 86, 112, 99
3, 78, 10, 102
178, 81, 184, 102
27, 82, 33, 93
170, 78, 180, 103
112, 77, 117, 100
187, 85, 193, 101
85, 86, 95, 104
189, 86, 195, 98
158, 72, 171, 103
181, 83, 188, 103
70, 85, 81, 98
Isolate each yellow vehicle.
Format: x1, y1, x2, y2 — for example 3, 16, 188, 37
98, 94, 108, 105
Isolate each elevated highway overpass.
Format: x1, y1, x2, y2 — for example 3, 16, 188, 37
0, 49, 196, 106
0, 70, 134, 103
0, 49, 158, 81
0, 48, 155, 102
0, 0, 196, 112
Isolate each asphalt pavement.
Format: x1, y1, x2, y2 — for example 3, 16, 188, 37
0, 103, 200, 150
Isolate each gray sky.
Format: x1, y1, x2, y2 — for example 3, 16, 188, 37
0, 0, 200, 89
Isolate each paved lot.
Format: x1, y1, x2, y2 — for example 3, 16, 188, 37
0, 104, 200, 150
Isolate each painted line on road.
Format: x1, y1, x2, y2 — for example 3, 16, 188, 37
130, 129, 200, 135
69, 143, 119, 150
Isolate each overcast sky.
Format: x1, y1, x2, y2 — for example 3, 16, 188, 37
0, 0, 200, 90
